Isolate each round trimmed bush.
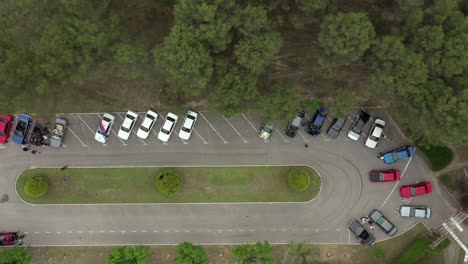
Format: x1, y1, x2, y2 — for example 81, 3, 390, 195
287, 168, 310, 192
156, 169, 183, 196
24, 176, 48, 197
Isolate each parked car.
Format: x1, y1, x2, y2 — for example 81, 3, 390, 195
305, 107, 328, 136
158, 112, 178, 142
400, 205, 432, 218
347, 111, 370, 141
347, 219, 375, 246
369, 209, 398, 236
400, 182, 432, 198
179, 110, 198, 140
327, 118, 346, 138
29, 118, 50, 146
95, 113, 115, 143
137, 110, 158, 140
258, 121, 274, 141
365, 119, 385, 148
50, 117, 67, 148
378, 146, 415, 164
369, 169, 401, 182
285, 108, 305, 138
13, 114, 32, 144
0, 114, 13, 144
0, 232, 24, 247
118, 110, 138, 140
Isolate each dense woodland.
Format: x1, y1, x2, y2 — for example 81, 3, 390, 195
0, 0, 466, 146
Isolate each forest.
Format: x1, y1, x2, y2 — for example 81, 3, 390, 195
0, 0, 466, 146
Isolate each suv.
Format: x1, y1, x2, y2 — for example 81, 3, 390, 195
285, 108, 305, 138
327, 118, 346, 138
347, 219, 375, 246
347, 111, 370, 141
365, 119, 385, 148
305, 107, 328, 136
369, 209, 398, 236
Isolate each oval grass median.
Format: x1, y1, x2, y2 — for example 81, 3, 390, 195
16, 166, 321, 204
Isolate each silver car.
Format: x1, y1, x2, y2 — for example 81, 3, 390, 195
400, 206, 432, 218
50, 118, 67, 148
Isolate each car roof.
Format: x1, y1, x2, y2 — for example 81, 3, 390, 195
313, 114, 326, 126
141, 116, 154, 128
291, 116, 302, 127
183, 117, 194, 128
163, 119, 174, 130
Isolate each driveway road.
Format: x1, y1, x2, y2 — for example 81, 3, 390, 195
0, 109, 458, 246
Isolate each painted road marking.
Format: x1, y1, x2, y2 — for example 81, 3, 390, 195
223, 116, 248, 143
117, 113, 147, 145
76, 114, 96, 135
193, 128, 208, 144
241, 113, 258, 132
274, 128, 289, 142
297, 130, 309, 142
96, 114, 126, 146
199, 112, 228, 144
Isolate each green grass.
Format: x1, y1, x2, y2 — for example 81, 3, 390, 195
417, 144, 454, 172
458, 248, 466, 264
440, 174, 457, 191
16, 166, 321, 204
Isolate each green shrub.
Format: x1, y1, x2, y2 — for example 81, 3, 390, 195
156, 169, 182, 196
417, 144, 453, 172
395, 237, 450, 264
287, 168, 311, 192
23, 176, 48, 198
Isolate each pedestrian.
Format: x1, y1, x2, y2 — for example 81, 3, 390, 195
60, 165, 68, 171
370, 226, 375, 230
31, 150, 37, 154
305, 144, 308, 148
361, 216, 369, 223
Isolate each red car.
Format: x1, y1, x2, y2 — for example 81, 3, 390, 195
400, 182, 432, 198
369, 169, 401, 182
0, 114, 13, 144
0, 232, 24, 247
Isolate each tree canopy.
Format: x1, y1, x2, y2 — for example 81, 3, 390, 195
233, 241, 274, 264
173, 242, 208, 264
107, 246, 149, 264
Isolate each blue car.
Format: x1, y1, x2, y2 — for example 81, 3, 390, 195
378, 146, 415, 164
13, 114, 32, 144
305, 107, 328, 136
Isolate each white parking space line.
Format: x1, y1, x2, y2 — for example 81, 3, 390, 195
96, 114, 126, 146
76, 114, 95, 135
193, 129, 208, 144
117, 113, 147, 145
297, 130, 309, 142
0, 143, 5, 149
379, 149, 416, 209
340, 130, 349, 141
347, 116, 353, 122
159, 115, 187, 144
199, 112, 228, 144
241, 113, 258, 132
66, 127, 87, 147
223, 116, 248, 143
274, 128, 289, 142
320, 133, 330, 141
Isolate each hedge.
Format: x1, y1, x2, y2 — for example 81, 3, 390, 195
23, 176, 48, 198
287, 168, 311, 192
156, 169, 183, 196
395, 237, 451, 264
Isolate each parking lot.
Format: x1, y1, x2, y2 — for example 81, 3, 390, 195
1, 106, 408, 153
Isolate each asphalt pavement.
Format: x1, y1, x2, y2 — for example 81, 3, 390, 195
0, 107, 458, 246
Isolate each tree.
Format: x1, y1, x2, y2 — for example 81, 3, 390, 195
319, 12, 375, 63
209, 60, 258, 116
173, 242, 208, 264
174, 0, 238, 52
233, 241, 273, 264
112, 44, 150, 80
397, 0, 424, 32
237, 5, 270, 36
108, 246, 149, 264
295, 0, 328, 15
257, 84, 300, 122
24, 176, 48, 198
287, 169, 311, 192
0, 248, 31, 264
154, 24, 214, 97
411, 26, 445, 76
425, 0, 460, 25
287, 241, 317, 264
156, 169, 183, 196
332, 89, 356, 117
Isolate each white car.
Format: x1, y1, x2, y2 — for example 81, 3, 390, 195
179, 110, 198, 140
400, 205, 432, 218
365, 119, 385, 148
95, 113, 115, 143
118, 110, 138, 140
137, 110, 158, 139
158, 112, 178, 142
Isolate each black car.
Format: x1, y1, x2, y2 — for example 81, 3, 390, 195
347, 110, 370, 141
347, 219, 375, 246
285, 108, 305, 138
305, 107, 328, 136
327, 118, 346, 138
369, 209, 398, 236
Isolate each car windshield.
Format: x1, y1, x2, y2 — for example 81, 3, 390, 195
161, 128, 170, 134
52, 134, 61, 140
103, 117, 112, 122
147, 115, 156, 120
121, 126, 130, 133
98, 130, 107, 136
187, 115, 195, 120
369, 135, 379, 141
140, 126, 149, 132
353, 120, 365, 132
0, 131, 5, 136
392, 153, 399, 161
167, 116, 175, 122
126, 114, 135, 120
14, 130, 24, 136
182, 127, 191, 133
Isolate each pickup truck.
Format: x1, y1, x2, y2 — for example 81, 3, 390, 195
13, 114, 32, 144
378, 146, 415, 164
50, 117, 67, 148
